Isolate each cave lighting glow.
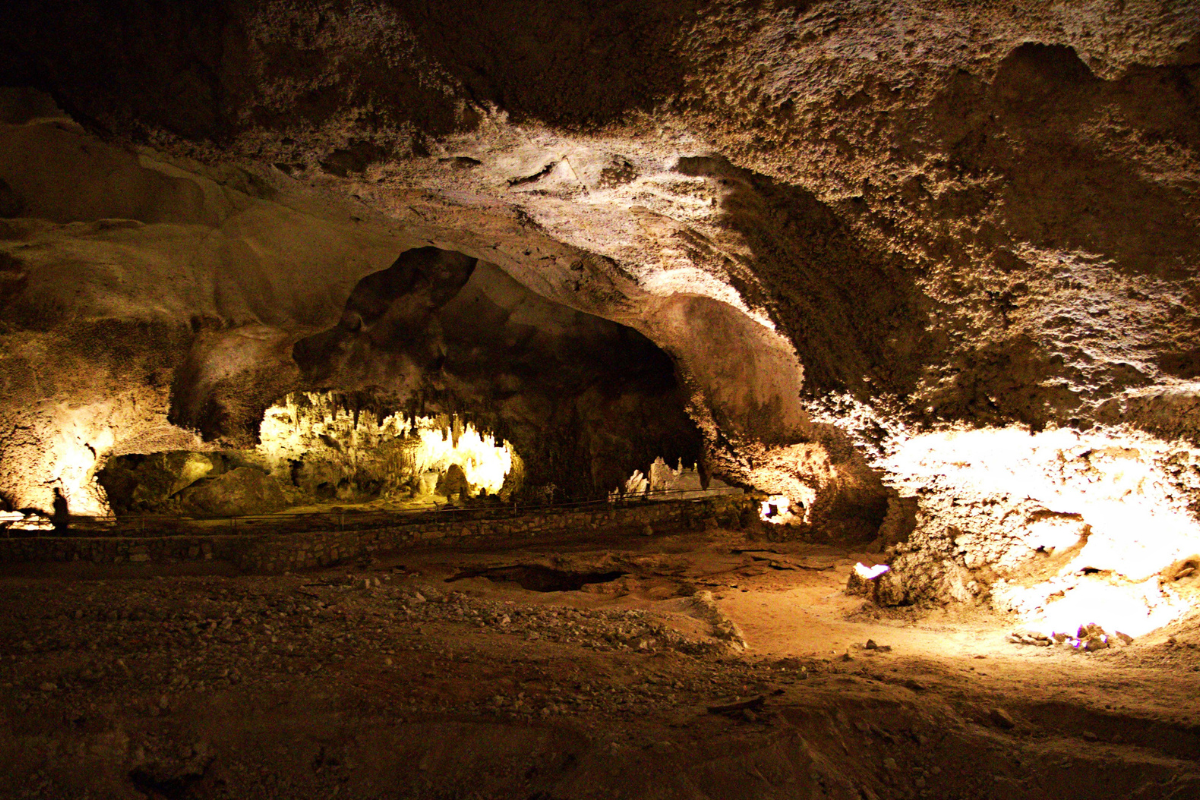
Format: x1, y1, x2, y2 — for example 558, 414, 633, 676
855, 562, 890, 580
412, 423, 513, 496
38, 403, 118, 518
884, 426, 1200, 639
259, 392, 517, 498
1002, 578, 1190, 640
1, 511, 53, 531
760, 494, 796, 524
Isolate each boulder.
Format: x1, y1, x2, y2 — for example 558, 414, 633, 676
846, 562, 906, 606
436, 464, 469, 499
99, 452, 219, 513
170, 453, 216, 496
178, 467, 287, 518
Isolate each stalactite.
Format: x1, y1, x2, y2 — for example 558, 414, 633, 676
258, 391, 519, 499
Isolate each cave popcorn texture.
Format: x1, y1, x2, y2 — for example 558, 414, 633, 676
258, 392, 519, 501
883, 426, 1200, 636
0, 1, 1195, 635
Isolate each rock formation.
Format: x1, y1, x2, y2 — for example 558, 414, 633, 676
1, 1, 1199, 635
256, 393, 520, 504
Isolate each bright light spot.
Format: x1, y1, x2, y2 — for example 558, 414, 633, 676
883, 425, 1200, 637
760, 494, 797, 525
0, 511, 53, 531
40, 402, 119, 516
997, 576, 1188, 640
259, 393, 518, 498
412, 422, 513, 496
854, 562, 890, 580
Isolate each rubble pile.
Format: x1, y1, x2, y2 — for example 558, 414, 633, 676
1008, 623, 1136, 652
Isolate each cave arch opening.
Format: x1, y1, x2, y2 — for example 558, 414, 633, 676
102, 246, 708, 517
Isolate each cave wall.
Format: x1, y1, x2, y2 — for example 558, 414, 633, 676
0, 95, 710, 514
0, 87, 411, 513
0, 2, 1198, 589
3, 0, 1195, 435
0, 86, 811, 518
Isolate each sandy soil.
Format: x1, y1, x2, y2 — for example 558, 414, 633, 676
2, 526, 1198, 799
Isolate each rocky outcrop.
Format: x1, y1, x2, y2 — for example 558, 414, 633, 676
1, 1, 1199, 632
177, 467, 287, 518
98, 452, 219, 514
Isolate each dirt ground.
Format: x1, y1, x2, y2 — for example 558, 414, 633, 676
2, 526, 1199, 800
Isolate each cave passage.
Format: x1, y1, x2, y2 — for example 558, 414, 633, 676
101, 247, 705, 516
286, 247, 705, 503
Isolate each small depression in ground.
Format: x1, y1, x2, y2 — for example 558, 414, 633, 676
448, 565, 626, 592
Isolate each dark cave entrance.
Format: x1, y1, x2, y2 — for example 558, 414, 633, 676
290, 247, 704, 502
109, 248, 705, 516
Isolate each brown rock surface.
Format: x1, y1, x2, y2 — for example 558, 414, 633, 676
176, 466, 287, 518
0, 1, 1198, 615
6, 7, 1200, 798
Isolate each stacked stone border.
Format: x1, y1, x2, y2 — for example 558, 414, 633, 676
0, 496, 753, 572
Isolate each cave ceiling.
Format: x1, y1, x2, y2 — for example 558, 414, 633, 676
4, 0, 1193, 422
1, 0, 1199, 621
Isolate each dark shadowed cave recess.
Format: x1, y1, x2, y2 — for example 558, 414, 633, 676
134, 247, 704, 513
294, 247, 704, 501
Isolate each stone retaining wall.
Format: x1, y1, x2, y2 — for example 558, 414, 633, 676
0, 496, 752, 572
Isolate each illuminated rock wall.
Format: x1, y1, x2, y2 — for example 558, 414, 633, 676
0, 88, 405, 515
1, 2, 1198, 631
257, 392, 520, 500
874, 426, 1200, 636
0, 102, 698, 514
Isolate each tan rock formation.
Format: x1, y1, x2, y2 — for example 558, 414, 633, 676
1, 1, 1198, 633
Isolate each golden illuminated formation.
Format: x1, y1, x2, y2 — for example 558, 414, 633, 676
258, 392, 520, 500
884, 426, 1200, 640
760, 494, 797, 525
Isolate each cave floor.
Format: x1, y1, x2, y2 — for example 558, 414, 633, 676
1, 527, 1199, 800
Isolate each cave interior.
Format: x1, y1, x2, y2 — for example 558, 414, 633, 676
1, 2, 1200, 798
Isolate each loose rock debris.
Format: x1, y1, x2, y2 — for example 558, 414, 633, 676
2, 532, 1200, 799
1008, 624, 1136, 652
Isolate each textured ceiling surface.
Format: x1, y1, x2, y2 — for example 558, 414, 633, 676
0, 2, 1198, 608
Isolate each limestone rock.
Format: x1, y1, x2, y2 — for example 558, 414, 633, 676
418, 471, 439, 497
178, 467, 287, 518
98, 452, 219, 513
988, 708, 1017, 730
0, 3, 1198, 646
435, 464, 469, 499
846, 563, 906, 607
